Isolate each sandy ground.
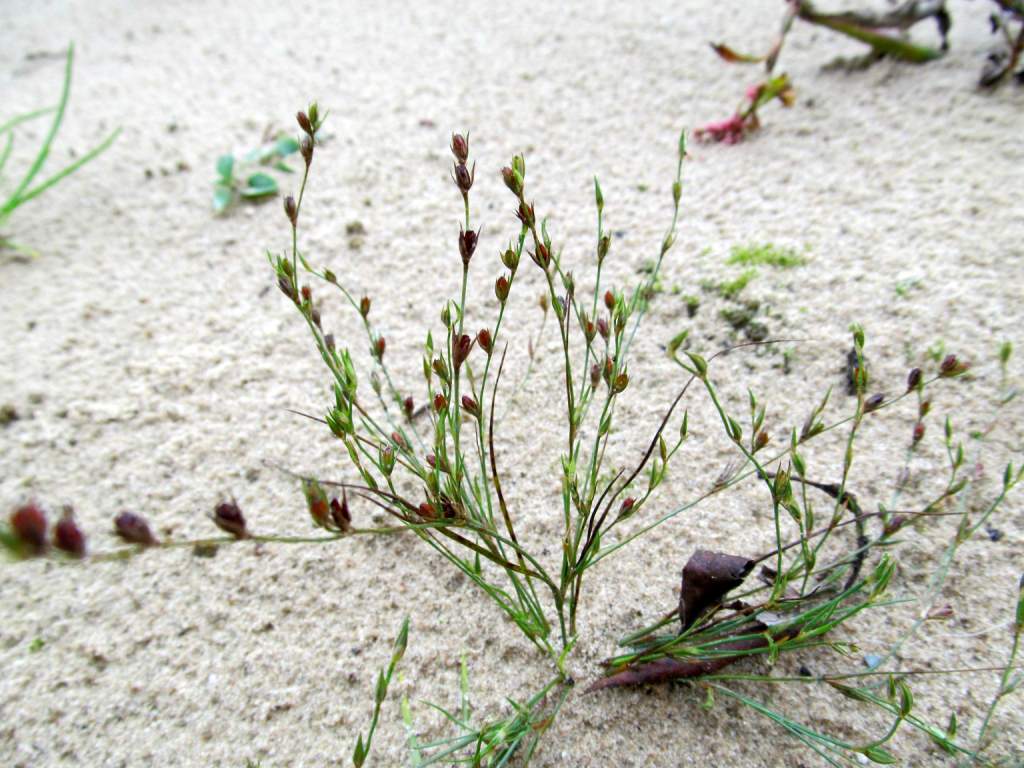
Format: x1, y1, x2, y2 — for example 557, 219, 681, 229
1, 1, 1022, 766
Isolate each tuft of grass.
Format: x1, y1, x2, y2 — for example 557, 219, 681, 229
727, 243, 805, 268
713, 268, 758, 299
0, 44, 119, 256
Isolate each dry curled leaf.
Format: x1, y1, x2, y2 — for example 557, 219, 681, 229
679, 549, 754, 630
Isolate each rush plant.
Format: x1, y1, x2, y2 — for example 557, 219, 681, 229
5, 106, 1021, 766
259, 105, 1021, 764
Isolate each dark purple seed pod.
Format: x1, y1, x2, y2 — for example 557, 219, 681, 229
864, 393, 885, 413
330, 493, 351, 532
459, 227, 479, 267
114, 512, 158, 546
450, 133, 469, 164
906, 368, 922, 392
54, 507, 86, 558
296, 111, 313, 135
212, 499, 248, 539
454, 162, 474, 194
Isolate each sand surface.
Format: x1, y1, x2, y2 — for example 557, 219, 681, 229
1, 1, 1022, 766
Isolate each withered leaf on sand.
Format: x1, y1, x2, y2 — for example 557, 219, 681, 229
679, 549, 754, 631
586, 549, 757, 693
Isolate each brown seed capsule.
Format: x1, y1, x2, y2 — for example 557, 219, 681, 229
477, 328, 492, 354
534, 243, 550, 269
912, 421, 926, 444
883, 515, 907, 536
619, 497, 635, 517
434, 393, 447, 412
501, 248, 519, 272
330, 493, 352, 532
297, 111, 314, 135
612, 372, 629, 394
919, 400, 931, 418
597, 234, 611, 264
278, 275, 297, 302
459, 227, 478, 267
495, 275, 510, 303
373, 336, 386, 360
501, 166, 521, 196
516, 201, 535, 227
114, 512, 158, 547
461, 395, 479, 418
432, 357, 449, 382
300, 135, 314, 166
454, 162, 474, 194
304, 480, 330, 528
212, 499, 248, 539
939, 355, 968, 377
300, 284, 312, 303
754, 430, 770, 451
324, 334, 335, 352
906, 368, 922, 392
450, 133, 469, 164
453, 334, 474, 370
591, 363, 601, 389
359, 296, 371, 318
391, 432, 407, 450
284, 195, 298, 225
418, 502, 437, 520
604, 290, 615, 311
864, 393, 885, 413
10, 503, 48, 553
53, 507, 86, 558
403, 396, 415, 420
596, 318, 609, 340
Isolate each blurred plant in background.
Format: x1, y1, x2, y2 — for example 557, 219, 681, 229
0, 44, 119, 256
